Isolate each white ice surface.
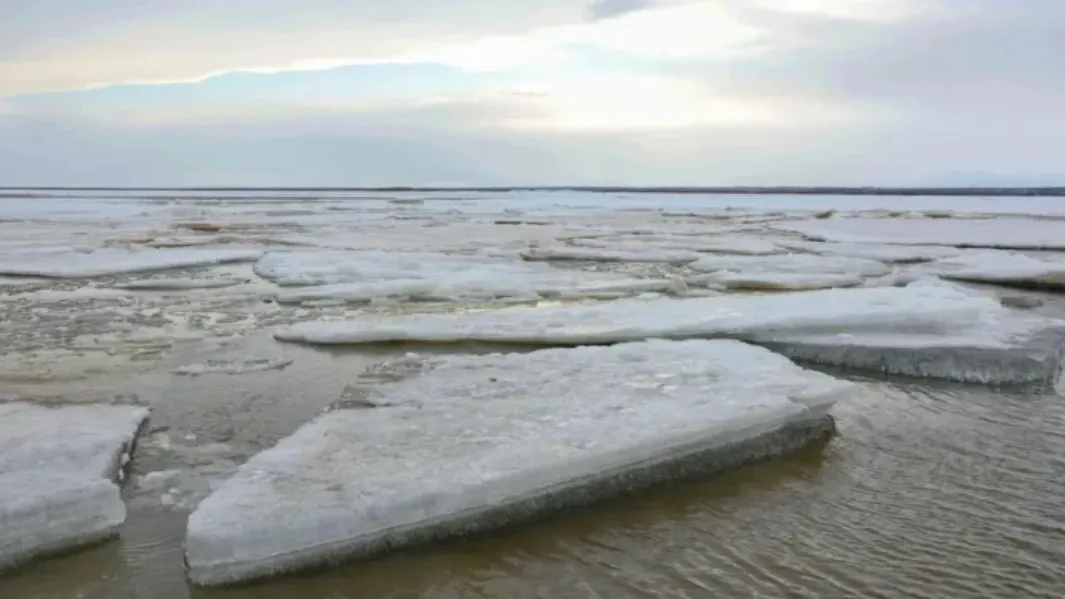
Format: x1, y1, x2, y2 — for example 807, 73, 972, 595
0, 248, 263, 278
778, 240, 961, 263
520, 246, 702, 263
276, 283, 1065, 384
570, 234, 781, 256
253, 251, 520, 286
916, 251, 1065, 289
0, 403, 149, 571
185, 339, 851, 585
690, 253, 891, 277
773, 217, 1065, 250
697, 271, 865, 290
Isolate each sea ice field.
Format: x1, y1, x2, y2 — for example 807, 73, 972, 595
2, 190, 1065, 598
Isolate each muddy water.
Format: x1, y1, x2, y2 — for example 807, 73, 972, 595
3, 350, 1064, 599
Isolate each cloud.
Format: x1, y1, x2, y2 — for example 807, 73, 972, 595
587, 0, 657, 21
1, 0, 1062, 186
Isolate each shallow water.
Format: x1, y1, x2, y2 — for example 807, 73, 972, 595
3, 365, 1064, 599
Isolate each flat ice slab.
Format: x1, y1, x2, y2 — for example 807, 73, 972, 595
778, 240, 961, 263
0, 403, 149, 571
253, 251, 504, 286
916, 251, 1065, 291
275, 284, 1065, 385
688, 254, 890, 290
184, 339, 849, 586
520, 246, 701, 264
772, 217, 1065, 250
569, 234, 782, 256
0, 249, 263, 278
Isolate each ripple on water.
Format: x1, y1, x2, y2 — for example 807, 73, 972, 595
2, 376, 1064, 599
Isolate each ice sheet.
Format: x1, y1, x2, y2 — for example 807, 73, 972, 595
253, 250, 520, 286
778, 240, 961, 263
690, 254, 891, 278
114, 277, 246, 290
0, 249, 263, 278
520, 246, 702, 264
275, 284, 1065, 384
570, 234, 782, 256
697, 271, 865, 291
0, 403, 149, 571
184, 339, 849, 585
916, 251, 1065, 290
773, 217, 1065, 250
275, 272, 677, 304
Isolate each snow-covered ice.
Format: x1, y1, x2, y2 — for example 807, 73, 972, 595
687, 253, 890, 289
172, 357, 294, 376
184, 339, 849, 585
916, 251, 1065, 290
275, 283, 1065, 384
520, 246, 702, 264
569, 234, 782, 256
773, 218, 1065, 250
777, 240, 961, 263
0, 248, 263, 278
253, 251, 503, 286
0, 403, 149, 571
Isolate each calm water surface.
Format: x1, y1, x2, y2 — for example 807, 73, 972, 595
3, 370, 1063, 599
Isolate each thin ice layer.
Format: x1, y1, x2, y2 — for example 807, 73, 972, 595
185, 339, 850, 585
690, 253, 891, 278
916, 251, 1065, 290
275, 272, 677, 304
778, 240, 961, 263
253, 251, 506, 286
772, 217, 1065, 250
520, 246, 702, 264
570, 235, 781, 255
697, 271, 865, 291
275, 284, 1065, 384
0, 403, 149, 571
0, 249, 263, 278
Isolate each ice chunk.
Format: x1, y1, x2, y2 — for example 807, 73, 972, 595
0, 403, 149, 571
777, 240, 961, 263
520, 246, 702, 264
773, 217, 1065, 250
172, 357, 294, 376
275, 272, 675, 304
275, 284, 1065, 384
184, 339, 849, 585
0, 249, 263, 278
697, 271, 865, 291
571, 234, 781, 256
253, 251, 503, 286
690, 254, 891, 278
916, 250, 1065, 291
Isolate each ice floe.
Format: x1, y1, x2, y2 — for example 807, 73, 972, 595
253, 250, 516, 286
275, 283, 1065, 384
0, 248, 263, 278
915, 251, 1065, 291
778, 240, 961, 263
773, 217, 1065, 250
687, 253, 890, 290
0, 403, 149, 571
184, 339, 849, 585
520, 246, 702, 264
569, 234, 782, 256
172, 357, 294, 376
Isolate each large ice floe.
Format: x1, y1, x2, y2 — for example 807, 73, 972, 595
258, 249, 680, 303
0, 403, 149, 571
687, 254, 891, 290
569, 234, 781, 256
777, 240, 961, 263
772, 217, 1065, 250
184, 339, 849, 586
0, 248, 263, 278
520, 246, 702, 264
914, 251, 1065, 291
276, 283, 1065, 385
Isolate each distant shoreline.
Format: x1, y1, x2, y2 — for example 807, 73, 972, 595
1, 186, 1063, 197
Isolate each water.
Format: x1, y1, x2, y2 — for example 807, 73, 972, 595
3, 191, 1065, 598
3, 366, 1063, 598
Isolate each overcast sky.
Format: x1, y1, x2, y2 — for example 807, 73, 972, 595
0, 0, 1061, 186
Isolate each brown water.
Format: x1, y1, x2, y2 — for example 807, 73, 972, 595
3, 366, 1064, 599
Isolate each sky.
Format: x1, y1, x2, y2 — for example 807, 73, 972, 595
0, 0, 1061, 186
